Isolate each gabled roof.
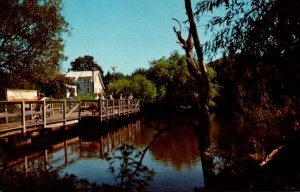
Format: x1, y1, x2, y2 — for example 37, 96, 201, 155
65, 70, 105, 89
65, 71, 96, 80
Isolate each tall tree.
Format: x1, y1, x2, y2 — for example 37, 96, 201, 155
196, 0, 300, 132
173, 0, 214, 186
0, 0, 69, 94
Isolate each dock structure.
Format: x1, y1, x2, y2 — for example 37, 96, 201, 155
0, 99, 140, 137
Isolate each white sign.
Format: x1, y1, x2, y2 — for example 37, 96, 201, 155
6, 89, 38, 101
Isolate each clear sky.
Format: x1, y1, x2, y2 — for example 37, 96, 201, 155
61, 0, 210, 75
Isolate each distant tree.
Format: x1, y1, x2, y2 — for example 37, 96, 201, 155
103, 71, 128, 85
107, 75, 157, 102
106, 78, 131, 97
102, 71, 112, 87
131, 68, 148, 77
148, 51, 218, 107
38, 73, 69, 99
0, 0, 69, 95
70, 55, 104, 75
130, 75, 157, 102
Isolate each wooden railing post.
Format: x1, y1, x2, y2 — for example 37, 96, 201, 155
99, 99, 102, 121
78, 101, 81, 120
21, 101, 26, 134
29, 103, 33, 120
43, 100, 47, 128
112, 99, 115, 117
118, 99, 121, 116
5, 104, 8, 123
63, 100, 66, 126
106, 100, 109, 117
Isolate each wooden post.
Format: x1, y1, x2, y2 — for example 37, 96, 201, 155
112, 99, 115, 118
63, 100, 66, 126
44, 150, 49, 170
24, 155, 28, 178
100, 136, 103, 158
118, 99, 121, 117
64, 140, 68, 165
29, 103, 33, 120
78, 101, 81, 120
43, 100, 47, 128
5, 104, 8, 123
99, 99, 102, 121
106, 100, 109, 117
50, 103, 54, 116
21, 101, 26, 134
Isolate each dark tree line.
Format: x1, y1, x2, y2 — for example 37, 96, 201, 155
195, 0, 300, 133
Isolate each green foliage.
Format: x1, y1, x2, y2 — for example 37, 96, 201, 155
207, 66, 221, 107
107, 78, 131, 96
131, 68, 148, 77
196, 0, 300, 62
0, 0, 69, 92
103, 71, 129, 88
38, 73, 69, 99
130, 75, 157, 102
148, 51, 208, 106
196, 0, 300, 130
107, 75, 157, 102
75, 93, 95, 100
70, 55, 104, 76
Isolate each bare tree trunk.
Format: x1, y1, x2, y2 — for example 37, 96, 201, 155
173, 0, 214, 188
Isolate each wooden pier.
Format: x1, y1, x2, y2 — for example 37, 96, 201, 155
0, 99, 140, 137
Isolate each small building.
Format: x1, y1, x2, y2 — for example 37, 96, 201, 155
65, 70, 105, 97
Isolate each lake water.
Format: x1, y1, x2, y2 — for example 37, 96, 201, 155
0, 112, 205, 191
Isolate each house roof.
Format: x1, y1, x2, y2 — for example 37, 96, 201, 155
65, 70, 105, 89
65, 71, 95, 79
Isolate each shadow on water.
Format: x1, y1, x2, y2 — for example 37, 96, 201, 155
202, 114, 300, 191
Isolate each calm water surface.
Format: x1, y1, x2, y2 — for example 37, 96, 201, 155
1, 112, 205, 191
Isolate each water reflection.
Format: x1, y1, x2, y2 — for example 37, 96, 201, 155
150, 126, 200, 171
106, 144, 155, 192
0, 115, 204, 191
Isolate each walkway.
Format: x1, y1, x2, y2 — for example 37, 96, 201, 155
0, 99, 140, 137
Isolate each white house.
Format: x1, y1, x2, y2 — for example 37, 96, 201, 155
65, 70, 105, 97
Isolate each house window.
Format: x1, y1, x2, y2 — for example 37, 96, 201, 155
87, 78, 90, 83
87, 87, 90, 93
77, 84, 80, 90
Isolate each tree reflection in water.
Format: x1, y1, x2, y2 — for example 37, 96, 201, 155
105, 144, 155, 192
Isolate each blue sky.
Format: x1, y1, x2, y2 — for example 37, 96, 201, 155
62, 0, 211, 75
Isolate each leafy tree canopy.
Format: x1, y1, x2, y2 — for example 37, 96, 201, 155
0, 0, 69, 99
197, 0, 300, 130
107, 75, 157, 103
196, 0, 300, 60
70, 55, 104, 76
148, 51, 219, 106
0, 0, 68, 81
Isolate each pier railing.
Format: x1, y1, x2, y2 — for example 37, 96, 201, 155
0, 99, 140, 136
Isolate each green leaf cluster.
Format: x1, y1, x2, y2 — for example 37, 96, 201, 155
0, 0, 69, 99
107, 75, 157, 102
